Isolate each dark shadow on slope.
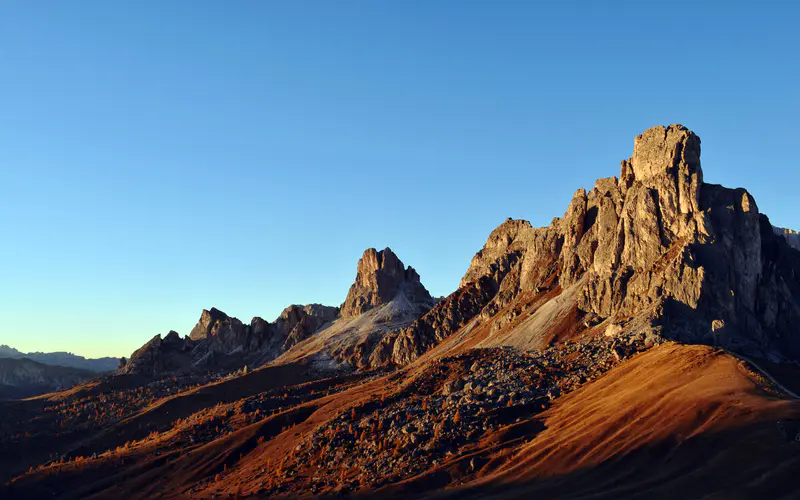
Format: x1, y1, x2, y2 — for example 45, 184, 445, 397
357, 419, 800, 500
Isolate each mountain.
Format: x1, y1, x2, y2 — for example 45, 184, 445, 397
0, 345, 118, 373
774, 226, 800, 251
119, 303, 341, 376
120, 247, 434, 375
0, 345, 23, 357
340, 247, 434, 317
374, 124, 800, 366
273, 247, 435, 369
0, 358, 97, 399
4, 125, 800, 499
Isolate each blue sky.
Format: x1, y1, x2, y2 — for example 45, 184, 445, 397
1, 2, 798, 358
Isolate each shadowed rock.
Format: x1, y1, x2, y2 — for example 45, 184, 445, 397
341, 247, 434, 317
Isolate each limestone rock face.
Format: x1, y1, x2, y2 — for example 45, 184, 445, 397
774, 227, 800, 252
380, 124, 800, 366
120, 331, 192, 376
272, 249, 435, 370
461, 219, 533, 287
382, 269, 512, 366
188, 308, 248, 348
189, 308, 233, 340
274, 304, 339, 350
122, 302, 339, 375
341, 248, 434, 317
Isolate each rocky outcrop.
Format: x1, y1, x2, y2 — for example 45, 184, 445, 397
119, 331, 192, 376
378, 125, 800, 366
275, 249, 436, 369
122, 247, 435, 376
189, 308, 241, 341
341, 248, 434, 317
122, 303, 338, 375
274, 304, 339, 351
774, 227, 800, 252
125, 145, 800, 374
374, 249, 520, 366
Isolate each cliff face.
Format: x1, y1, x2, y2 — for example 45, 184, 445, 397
119, 331, 192, 376
341, 248, 434, 317
274, 304, 340, 351
187, 304, 340, 355
774, 227, 800, 252
120, 304, 339, 376
376, 125, 800, 366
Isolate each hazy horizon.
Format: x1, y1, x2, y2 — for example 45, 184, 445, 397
2, 2, 798, 358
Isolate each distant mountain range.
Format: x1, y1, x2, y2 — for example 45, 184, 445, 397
0, 357, 97, 400
0, 345, 119, 373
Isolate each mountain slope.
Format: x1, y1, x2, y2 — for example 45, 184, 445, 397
274, 247, 435, 369
7, 343, 799, 499
0, 345, 118, 373
0, 358, 97, 399
386, 343, 800, 499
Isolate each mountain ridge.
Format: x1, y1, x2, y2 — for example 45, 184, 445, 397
0, 345, 118, 373
0, 358, 97, 400
371, 124, 800, 367
120, 247, 434, 375
6, 124, 800, 499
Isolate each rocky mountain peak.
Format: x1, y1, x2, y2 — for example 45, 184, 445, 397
189, 308, 233, 341
374, 124, 800, 368
341, 247, 433, 317
630, 124, 701, 180
274, 304, 339, 350
163, 330, 183, 344
461, 218, 533, 287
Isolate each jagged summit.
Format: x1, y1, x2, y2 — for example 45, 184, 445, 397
273, 304, 339, 350
120, 302, 340, 376
120, 124, 800, 376
120, 247, 434, 374
188, 308, 231, 340
374, 124, 800, 366
341, 247, 434, 317
630, 124, 702, 180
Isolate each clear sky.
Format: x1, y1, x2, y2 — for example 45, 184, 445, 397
1, 2, 798, 358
